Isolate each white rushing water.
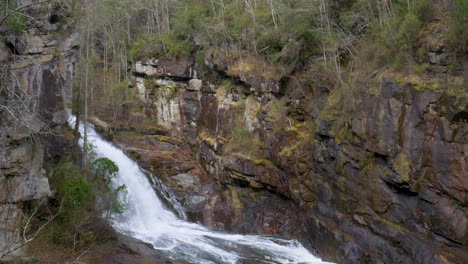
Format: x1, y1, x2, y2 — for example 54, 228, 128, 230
70, 117, 332, 264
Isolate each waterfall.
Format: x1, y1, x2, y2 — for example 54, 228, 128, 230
69, 117, 333, 264
146, 172, 187, 220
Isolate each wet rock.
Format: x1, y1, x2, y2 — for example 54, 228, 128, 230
184, 194, 209, 212
111, 235, 190, 264
171, 173, 197, 188
90, 116, 113, 140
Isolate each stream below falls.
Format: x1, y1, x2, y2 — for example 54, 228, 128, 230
70, 117, 333, 264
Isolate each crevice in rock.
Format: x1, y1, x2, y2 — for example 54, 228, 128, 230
274, 76, 289, 98
451, 111, 468, 124
5, 42, 18, 55
229, 177, 251, 188
211, 69, 253, 97
432, 231, 464, 246
132, 71, 192, 82
383, 180, 418, 197
49, 14, 60, 24
318, 133, 332, 141
373, 152, 390, 165
381, 202, 398, 215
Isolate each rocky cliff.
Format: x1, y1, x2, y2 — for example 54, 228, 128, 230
0, 0, 78, 256
91, 52, 468, 264
1, 0, 463, 263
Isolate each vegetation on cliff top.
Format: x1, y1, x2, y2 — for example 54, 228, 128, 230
0, 1, 28, 35
65, 0, 466, 195
68, 0, 466, 130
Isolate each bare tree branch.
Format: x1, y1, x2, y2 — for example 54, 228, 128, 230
0, 0, 51, 27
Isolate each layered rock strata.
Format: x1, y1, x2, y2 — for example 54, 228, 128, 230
0, 0, 78, 256
98, 56, 468, 264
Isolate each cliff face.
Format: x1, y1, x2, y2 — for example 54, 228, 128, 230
0, 0, 77, 256
0, 1, 463, 263
97, 55, 468, 264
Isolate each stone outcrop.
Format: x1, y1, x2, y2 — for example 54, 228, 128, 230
134, 58, 196, 79
205, 49, 285, 95
108, 235, 190, 264
2, 1, 463, 263
113, 56, 468, 264
0, 0, 77, 256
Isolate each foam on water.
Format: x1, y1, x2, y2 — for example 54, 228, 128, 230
70, 117, 333, 264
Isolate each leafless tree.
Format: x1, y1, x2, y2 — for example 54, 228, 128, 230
0, 65, 51, 137
0, 0, 51, 28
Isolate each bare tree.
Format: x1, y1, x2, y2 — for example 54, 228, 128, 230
0, 65, 50, 136
0, 0, 51, 28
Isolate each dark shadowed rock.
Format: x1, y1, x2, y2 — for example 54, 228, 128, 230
109, 234, 191, 264
135, 58, 195, 79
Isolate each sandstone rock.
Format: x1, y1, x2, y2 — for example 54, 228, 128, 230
0, 142, 51, 203
205, 50, 284, 95
10, 54, 54, 70
156, 99, 181, 128
90, 116, 113, 140
135, 61, 159, 76
187, 79, 202, 91
134, 58, 195, 79
61, 33, 80, 52
10, 35, 45, 55
0, 42, 11, 62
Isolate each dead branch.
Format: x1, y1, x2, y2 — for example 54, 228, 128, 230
0, 0, 52, 27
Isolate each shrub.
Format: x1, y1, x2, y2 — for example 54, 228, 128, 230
362, 0, 425, 69
255, 29, 284, 57
93, 157, 119, 183
55, 163, 93, 218
224, 110, 259, 157
160, 33, 195, 58
225, 123, 255, 155
45, 155, 126, 249
50, 162, 95, 246
397, 12, 421, 52
0, 2, 27, 35
129, 36, 163, 59
445, 0, 468, 54
129, 33, 195, 60
92, 157, 127, 214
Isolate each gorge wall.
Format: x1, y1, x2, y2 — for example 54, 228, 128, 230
0, 0, 78, 256
0, 0, 465, 263
92, 54, 467, 264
